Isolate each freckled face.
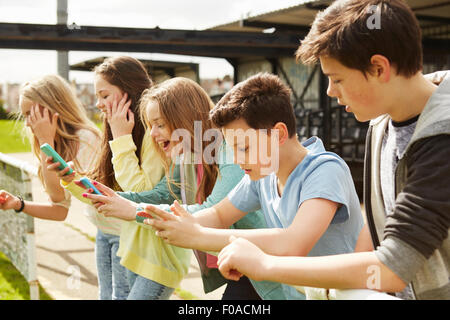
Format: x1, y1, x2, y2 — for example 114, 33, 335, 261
320, 56, 386, 122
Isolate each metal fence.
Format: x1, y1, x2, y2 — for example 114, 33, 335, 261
0, 152, 39, 300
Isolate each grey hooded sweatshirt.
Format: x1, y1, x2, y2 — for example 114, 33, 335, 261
364, 72, 450, 300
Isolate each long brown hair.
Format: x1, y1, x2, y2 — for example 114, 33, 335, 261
140, 77, 220, 203
91, 56, 152, 190
19, 74, 101, 184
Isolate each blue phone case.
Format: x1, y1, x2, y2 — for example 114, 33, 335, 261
40, 143, 74, 175
79, 177, 102, 195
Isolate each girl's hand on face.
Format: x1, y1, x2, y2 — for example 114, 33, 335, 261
0, 190, 21, 212
106, 92, 134, 139
28, 104, 59, 145
46, 158, 77, 183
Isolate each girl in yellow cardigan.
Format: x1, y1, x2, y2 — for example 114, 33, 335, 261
80, 78, 274, 300
56, 56, 165, 299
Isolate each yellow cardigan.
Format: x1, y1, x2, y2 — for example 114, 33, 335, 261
64, 131, 191, 288
110, 132, 193, 289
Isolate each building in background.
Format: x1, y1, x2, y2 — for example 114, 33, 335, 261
0, 82, 21, 114
208, 0, 450, 198
69, 56, 233, 119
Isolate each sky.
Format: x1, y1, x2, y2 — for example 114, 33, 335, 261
0, 0, 304, 83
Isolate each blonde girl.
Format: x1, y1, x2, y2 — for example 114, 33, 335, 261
0, 74, 100, 222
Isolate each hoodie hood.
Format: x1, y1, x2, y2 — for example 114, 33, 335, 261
408, 75, 450, 150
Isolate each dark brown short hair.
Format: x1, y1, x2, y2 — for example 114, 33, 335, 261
296, 0, 423, 77
210, 73, 296, 138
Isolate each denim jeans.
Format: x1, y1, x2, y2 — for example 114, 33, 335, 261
126, 269, 174, 300
95, 229, 130, 300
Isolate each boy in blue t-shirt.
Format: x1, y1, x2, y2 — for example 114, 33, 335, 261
217, 1, 450, 300
145, 72, 364, 299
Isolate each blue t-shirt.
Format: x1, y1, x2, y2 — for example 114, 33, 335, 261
227, 136, 364, 299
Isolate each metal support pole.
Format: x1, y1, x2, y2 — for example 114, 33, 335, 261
270, 58, 300, 108
226, 58, 239, 84
28, 233, 39, 300
57, 0, 69, 80
319, 71, 331, 149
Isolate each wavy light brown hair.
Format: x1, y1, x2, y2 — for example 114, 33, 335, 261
140, 77, 220, 202
19, 74, 101, 184
91, 56, 153, 190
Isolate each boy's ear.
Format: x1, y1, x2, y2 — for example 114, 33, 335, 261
272, 122, 289, 145
369, 54, 391, 83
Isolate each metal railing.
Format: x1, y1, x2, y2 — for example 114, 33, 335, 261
0, 152, 39, 300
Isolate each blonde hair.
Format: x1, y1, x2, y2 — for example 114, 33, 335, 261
140, 77, 221, 203
20, 74, 101, 183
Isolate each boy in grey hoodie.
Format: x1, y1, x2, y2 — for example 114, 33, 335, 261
216, 0, 449, 299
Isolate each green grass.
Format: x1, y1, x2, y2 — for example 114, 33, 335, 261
0, 120, 31, 153
0, 119, 50, 299
95, 122, 103, 131
0, 118, 199, 300
0, 120, 103, 154
0, 251, 53, 300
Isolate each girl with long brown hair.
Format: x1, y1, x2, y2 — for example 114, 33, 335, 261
82, 77, 268, 300
54, 56, 165, 299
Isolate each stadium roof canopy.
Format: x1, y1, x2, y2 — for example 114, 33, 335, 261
70, 56, 199, 79
1, 0, 448, 56
210, 0, 450, 54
